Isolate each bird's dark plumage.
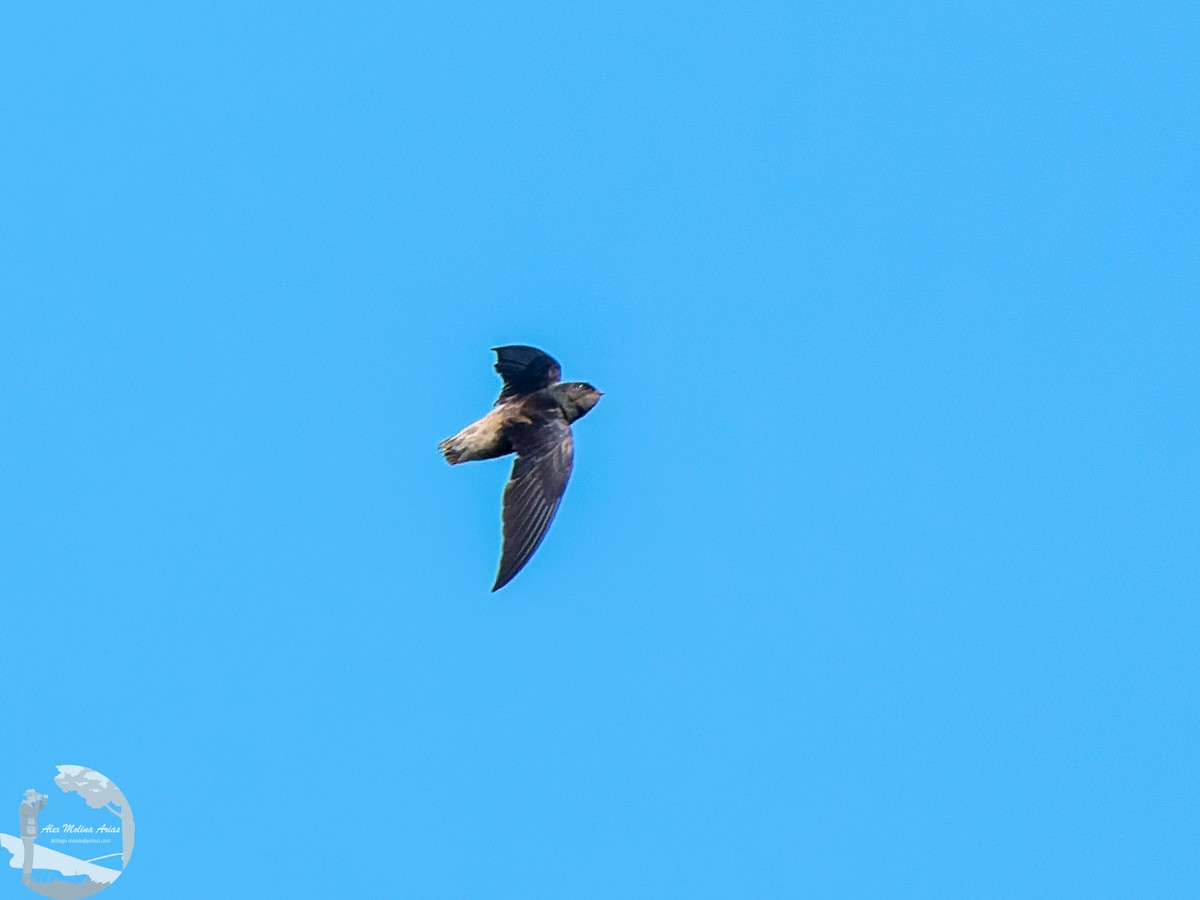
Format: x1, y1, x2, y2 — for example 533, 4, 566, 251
494, 411, 574, 591
492, 344, 563, 403
438, 346, 601, 591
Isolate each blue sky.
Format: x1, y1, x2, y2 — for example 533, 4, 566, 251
2, 2, 1197, 897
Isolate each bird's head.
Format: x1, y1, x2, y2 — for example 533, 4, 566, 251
556, 381, 603, 422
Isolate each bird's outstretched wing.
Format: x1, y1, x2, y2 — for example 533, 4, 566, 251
493, 345, 561, 404
493, 411, 574, 591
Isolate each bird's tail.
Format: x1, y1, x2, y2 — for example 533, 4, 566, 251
438, 435, 468, 465
438, 411, 508, 465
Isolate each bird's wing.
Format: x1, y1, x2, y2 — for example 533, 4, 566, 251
492, 345, 561, 404
493, 412, 574, 591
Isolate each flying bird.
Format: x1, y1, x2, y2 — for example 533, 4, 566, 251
439, 345, 602, 591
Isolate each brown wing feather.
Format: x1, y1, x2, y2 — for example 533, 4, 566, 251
493, 345, 562, 404
492, 413, 574, 591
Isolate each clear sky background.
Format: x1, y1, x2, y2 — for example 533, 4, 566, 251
2, 2, 1196, 897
